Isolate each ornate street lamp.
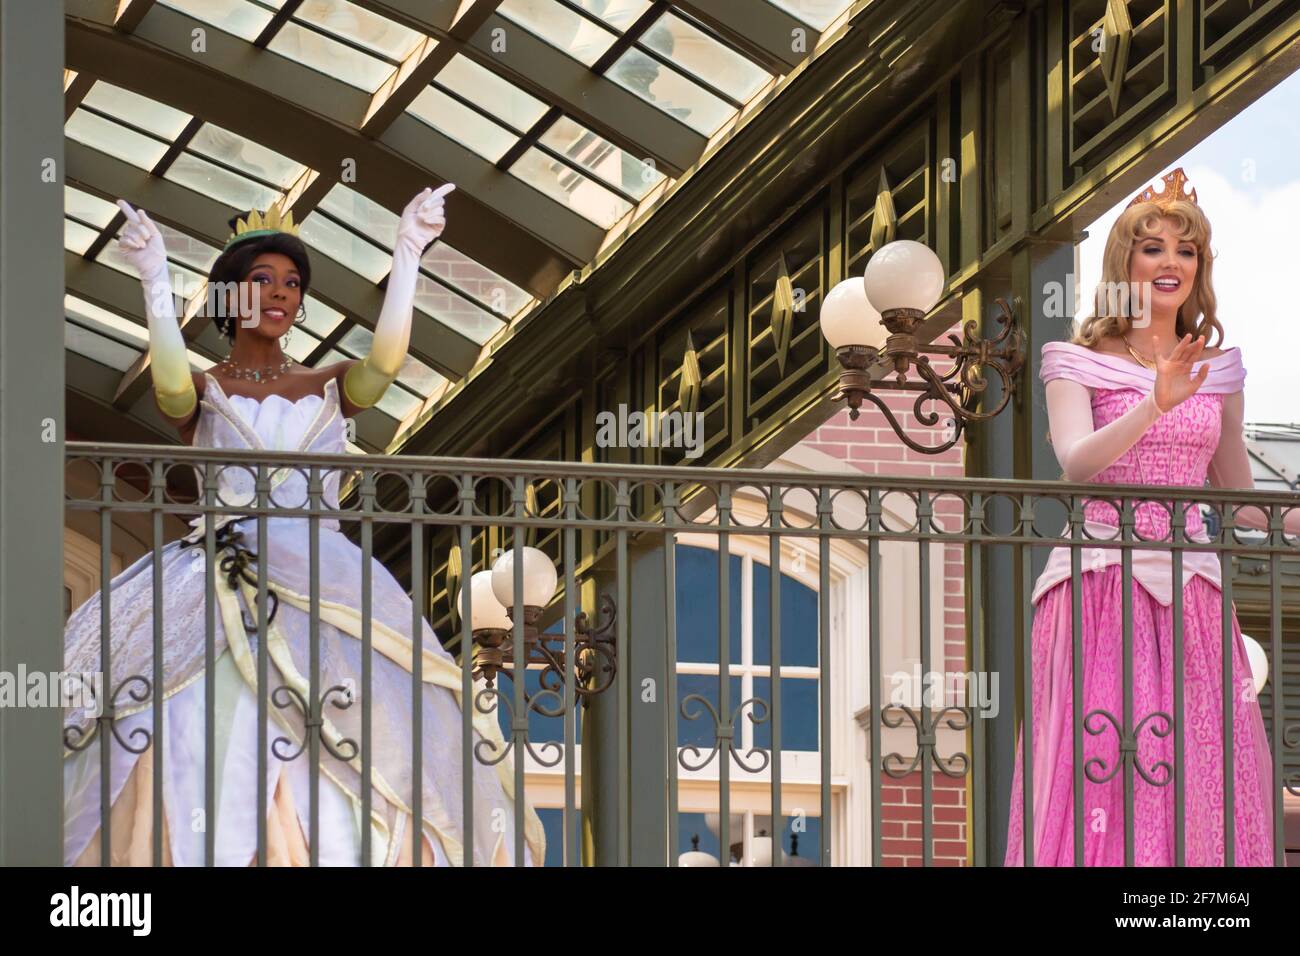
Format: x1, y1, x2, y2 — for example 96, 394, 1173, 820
819, 239, 1025, 454
467, 547, 617, 715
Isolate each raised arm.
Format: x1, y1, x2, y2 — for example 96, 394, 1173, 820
341, 184, 455, 411
1207, 391, 1300, 535
116, 201, 196, 422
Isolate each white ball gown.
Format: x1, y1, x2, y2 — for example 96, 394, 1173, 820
62, 373, 545, 866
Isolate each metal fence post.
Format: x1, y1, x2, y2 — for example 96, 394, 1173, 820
0, 0, 66, 866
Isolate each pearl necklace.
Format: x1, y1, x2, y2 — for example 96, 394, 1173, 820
218, 355, 294, 383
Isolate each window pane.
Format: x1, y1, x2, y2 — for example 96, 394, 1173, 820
284, 328, 321, 362
100, 231, 206, 293
64, 219, 100, 255
66, 295, 147, 347
313, 347, 348, 368
292, 0, 423, 61
414, 276, 505, 345
336, 324, 370, 356
751, 561, 819, 667
607, 48, 732, 135
641, 11, 768, 104
437, 55, 548, 132
497, 0, 617, 66
298, 212, 390, 282
375, 382, 419, 419
534, 807, 564, 867
318, 185, 399, 250
301, 296, 344, 337
150, 221, 221, 273
81, 81, 191, 139
158, 0, 275, 42
188, 123, 306, 189
65, 110, 168, 169
408, 85, 516, 163
394, 352, 444, 397
65, 187, 118, 228
675, 544, 741, 664
422, 242, 532, 320
766, 0, 852, 30
66, 324, 139, 371
165, 153, 283, 210
574, 0, 650, 31
747, 676, 819, 750
269, 20, 394, 91
538, 115, 665, 200
510, 147, 631, 228
676, 674, 817, 751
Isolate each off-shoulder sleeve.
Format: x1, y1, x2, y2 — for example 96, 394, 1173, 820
1040, 341, 1246, 393
1040, 341, 1154, 390
1199, 346, 1246, 393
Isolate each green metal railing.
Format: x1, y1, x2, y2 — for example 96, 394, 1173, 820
59, 442, 1300, 866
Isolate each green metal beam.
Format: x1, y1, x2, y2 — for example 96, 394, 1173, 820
65, 1, 589, 292
358, 1, 501, 136
352, 1, 706, 178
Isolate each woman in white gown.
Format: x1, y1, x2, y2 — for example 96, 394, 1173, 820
62, 187, 545, 866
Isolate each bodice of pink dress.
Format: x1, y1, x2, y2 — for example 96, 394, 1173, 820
1081, 388, 1222, 539
1031, 342, 1247, 605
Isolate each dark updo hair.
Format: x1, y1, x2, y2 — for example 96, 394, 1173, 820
207, 212, 312, 342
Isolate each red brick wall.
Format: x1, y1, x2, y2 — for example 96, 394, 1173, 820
800, 375, 970, 866
880, 772, 969, 866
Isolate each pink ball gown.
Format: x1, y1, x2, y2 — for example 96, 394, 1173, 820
1004, 342, 1278, 866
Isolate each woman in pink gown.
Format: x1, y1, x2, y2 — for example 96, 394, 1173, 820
1004, 169, 1295, 866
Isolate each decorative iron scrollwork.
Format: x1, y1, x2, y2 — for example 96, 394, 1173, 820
270, 683, 359, 763
678, 694, 770, 774
880, 704, 970, 778
1082, 707, 1174, 787
62, 674, 154, 754
471, 685, 564, 768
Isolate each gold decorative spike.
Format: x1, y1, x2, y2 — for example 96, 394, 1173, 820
1100, 0, 1133, 117
770, 252, 795, 377
870, 167, 898, 251
226, 204, 301, 248
678, 331, 702, 417
446, 544, 462, 631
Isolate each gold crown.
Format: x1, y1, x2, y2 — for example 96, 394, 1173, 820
223, 206, 300, 251
1126, 167, 1198, 210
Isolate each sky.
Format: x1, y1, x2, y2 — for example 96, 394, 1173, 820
1076, 68, 1300, 425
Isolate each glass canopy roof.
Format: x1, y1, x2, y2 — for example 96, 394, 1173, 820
63, 0, 857, 450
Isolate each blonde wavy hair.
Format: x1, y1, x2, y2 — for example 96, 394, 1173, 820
1072, 200, 1223, 348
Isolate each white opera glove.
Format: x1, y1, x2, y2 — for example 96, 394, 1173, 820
343, 184, 456, 409
1208, 391, 1300, 536
1045, 378, 1165, 482
117, 200, 195, 420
